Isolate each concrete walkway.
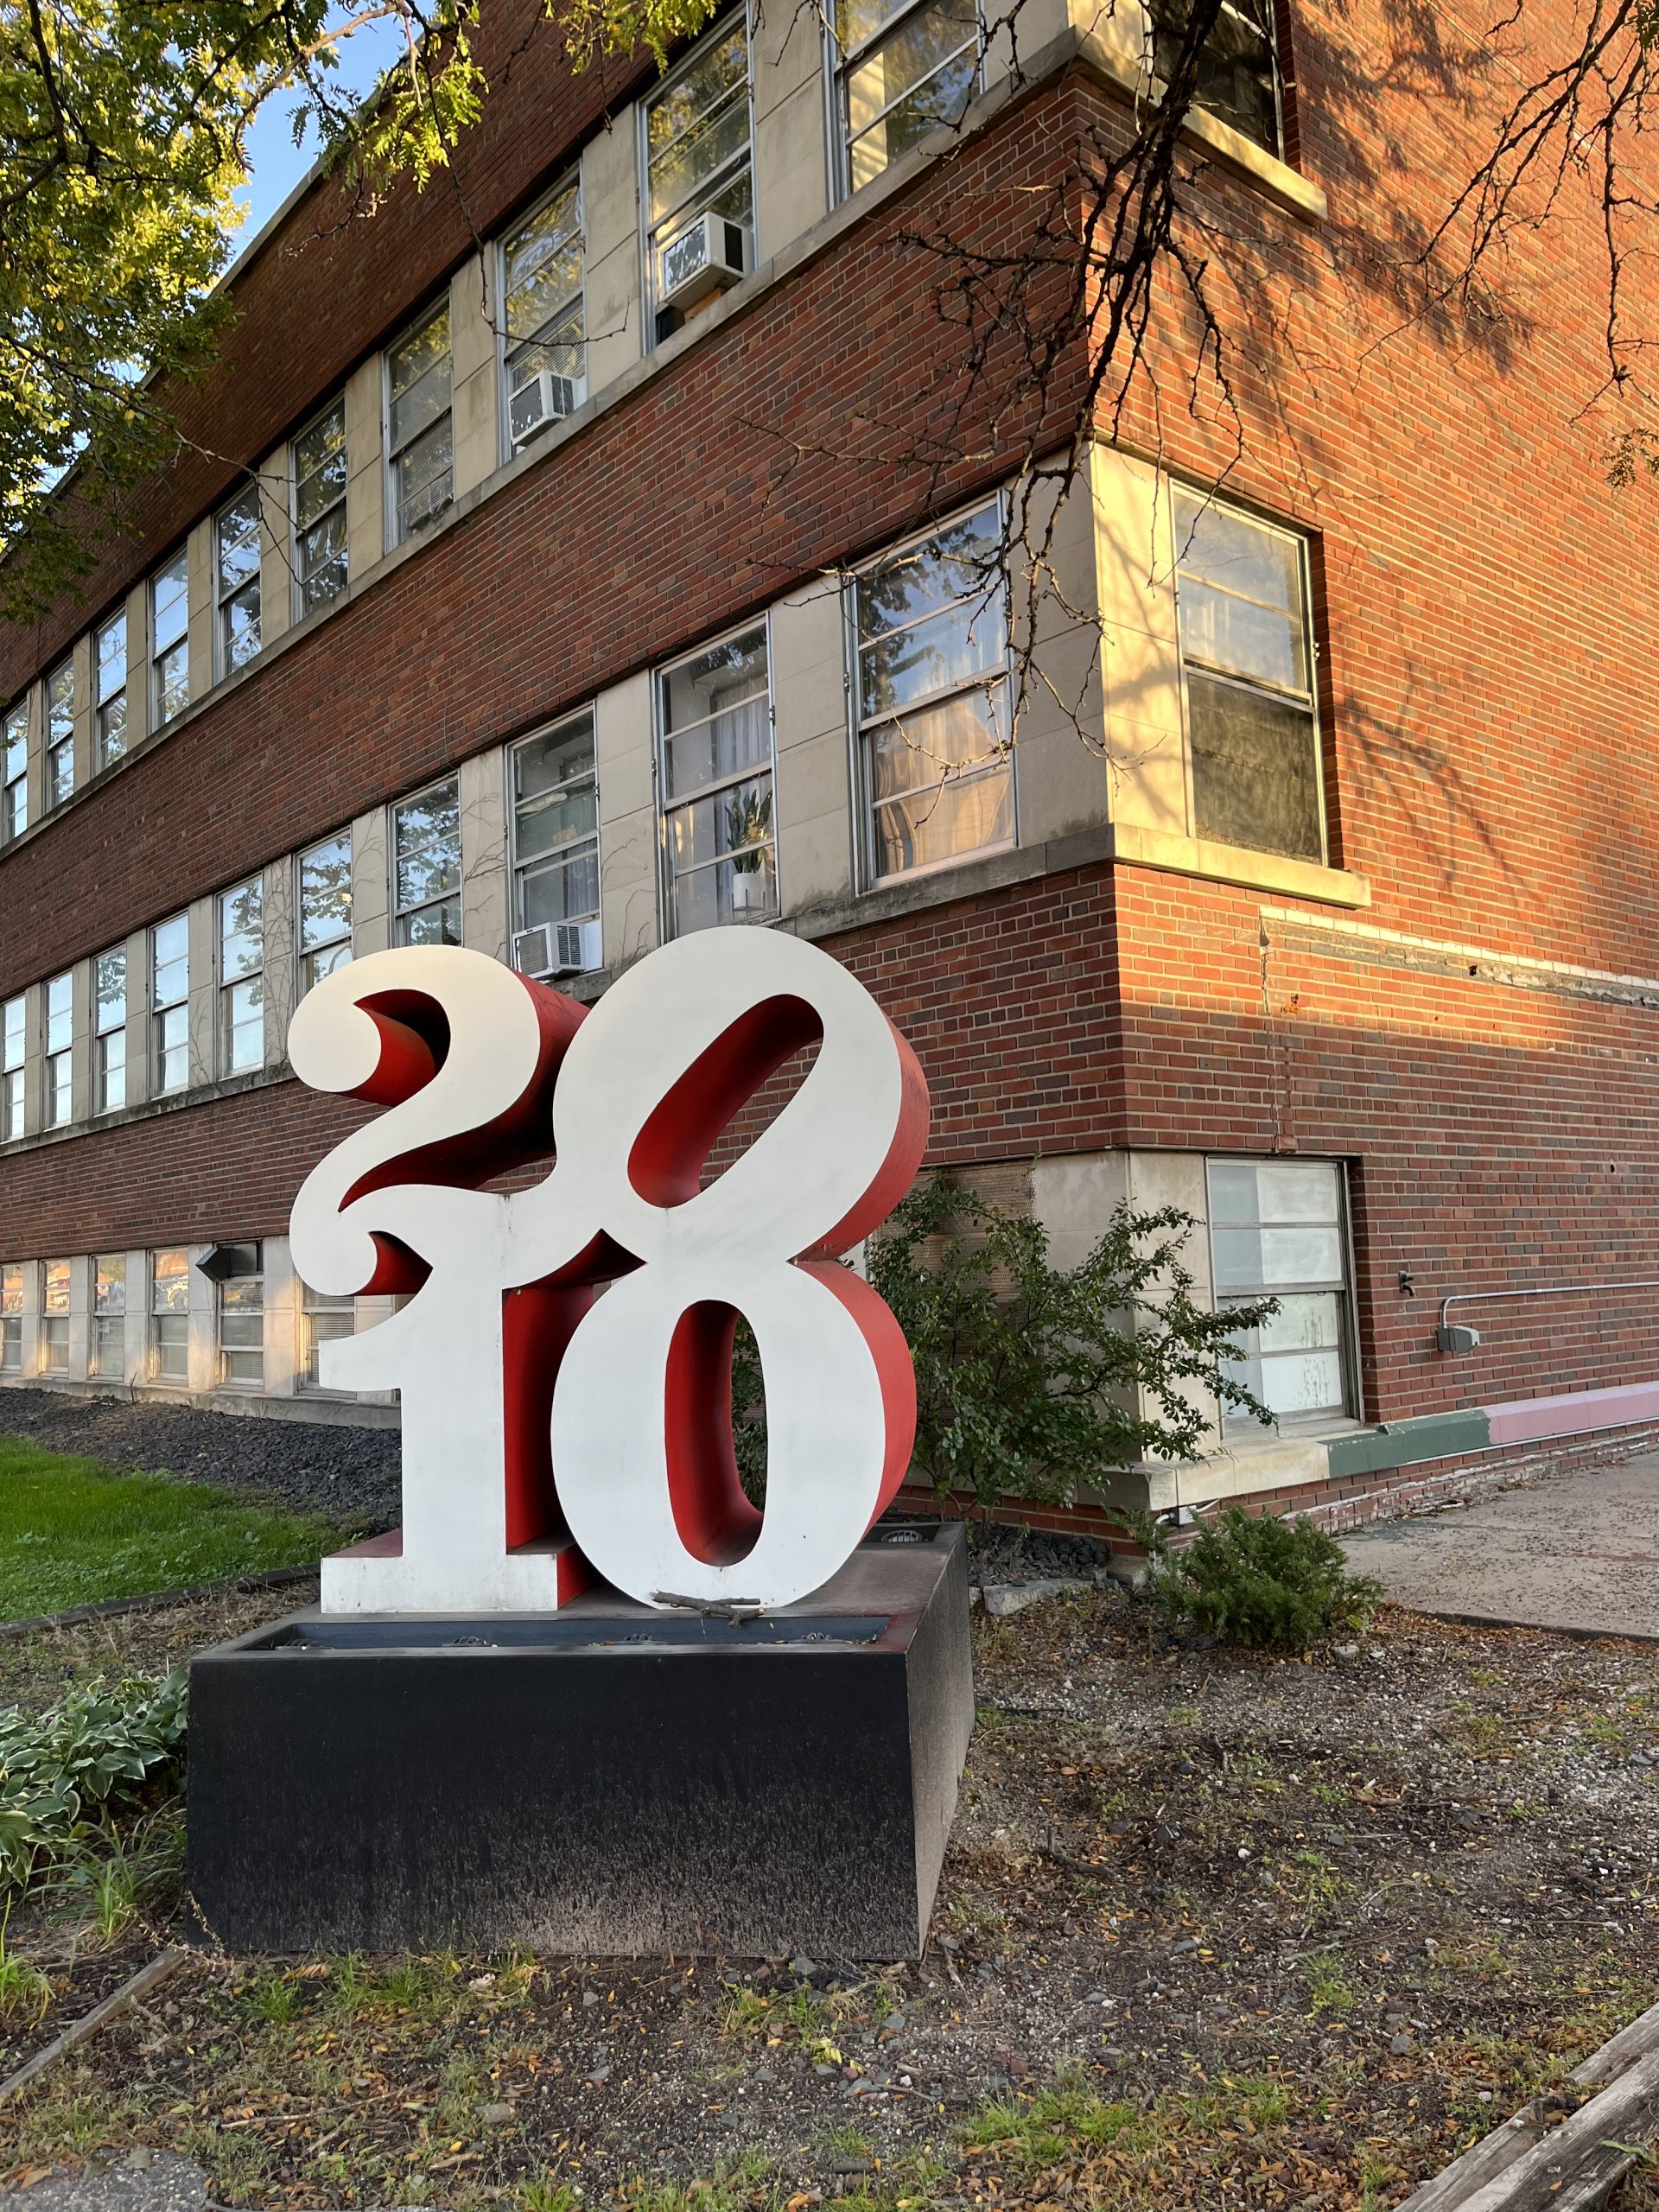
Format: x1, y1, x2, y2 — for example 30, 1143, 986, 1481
1341, 1450, 1659, 1643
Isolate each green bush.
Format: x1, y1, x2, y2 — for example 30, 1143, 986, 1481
1141, 1504, 1382, 1649
0, 1669, 188, 1891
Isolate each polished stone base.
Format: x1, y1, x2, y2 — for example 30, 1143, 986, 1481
185, 1522, 973, 1959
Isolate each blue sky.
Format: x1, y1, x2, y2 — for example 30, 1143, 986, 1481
232, 10, 410, 248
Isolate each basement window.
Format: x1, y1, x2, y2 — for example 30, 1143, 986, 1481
1173, 487, 1324, 864
836, 0, 980, 194
150, 1249, 189, 1384
1144, 0, 1283, 156
217, 1250, 264, 1389
0, 1265, 21, 1372
1208, 1157, 1354, 1429
92, 1255, 125, 1379
41, 1260, 70, 1375
301, 1282, 356, 1390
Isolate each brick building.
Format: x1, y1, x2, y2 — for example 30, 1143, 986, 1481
1, 0, 1655, 1539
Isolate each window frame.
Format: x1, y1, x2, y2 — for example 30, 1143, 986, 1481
151, 912, 190, 1096
1170, 482, 1326, 867
296, 830, 354, 998
213, 485, 264, 681
92, 1253, 126, 1380
289, 395, 350, 621
391, 775, 464, 947
2, 700, 27, 843
298, 1279, 356, 1392
95, 611, 128, 771
149, 548, 190, 729
1147, 0, 1285, 159
847, 492, 1017, 892
654, 613, 779, 940
384, 299, 455, 550
639, 6, 758, 344
496, 175, 588, 463
41, 1258, 70, 1376
507, 709, 602, 973
0, 1262, 22, 1374
1205, 1154, 1361, 1434
217, 1249, 264, 1390
1, 994, 24, 1142
44, 658, 75, 810
42, 970, 72, 1129
94, 946, 127, 1116
828, 0, 983, 200
217, 874, 265, 1077
149, 1248, 190, 1385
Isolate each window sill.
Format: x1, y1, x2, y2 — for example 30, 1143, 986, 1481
1106, 822, 1370, 908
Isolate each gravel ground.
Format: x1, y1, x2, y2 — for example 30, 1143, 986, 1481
2, 1586, 1656, 2209
0, 1392, 400, 1530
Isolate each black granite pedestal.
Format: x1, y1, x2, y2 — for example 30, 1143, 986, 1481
185, 1522, 973, 1959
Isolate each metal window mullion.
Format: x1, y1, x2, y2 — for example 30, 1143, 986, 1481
672, 836, 776, 881
1181, 656, 1314, 713
649, 137, 753, 242
857, 664, 1008, 736
844, 31, 980, 143
661, 682, 772, 743
664, 756, 774, 814
649, 69, 748, 179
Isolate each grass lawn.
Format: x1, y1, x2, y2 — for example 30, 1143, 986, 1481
0, 1441, 353, 1619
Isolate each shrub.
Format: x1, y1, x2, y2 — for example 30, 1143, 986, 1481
1141, 1504, 1382, 1649
862, 1175, 1280, 1511
0, 1669, 188, 1891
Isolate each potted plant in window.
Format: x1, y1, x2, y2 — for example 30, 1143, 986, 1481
724, 789, 772, 915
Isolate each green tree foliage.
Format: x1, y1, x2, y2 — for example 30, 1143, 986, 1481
1139, 1503, 1383, 1649
860, 1173, 1278, 1512
0, 0, 718, 618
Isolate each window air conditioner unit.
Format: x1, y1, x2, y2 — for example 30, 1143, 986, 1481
511, 919, 601, 978
658, 213, 747, 317
509, 369, 579, 448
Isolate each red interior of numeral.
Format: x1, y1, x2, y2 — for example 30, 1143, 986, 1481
628, 995, 823, 1208
664, 1300, 764, 1567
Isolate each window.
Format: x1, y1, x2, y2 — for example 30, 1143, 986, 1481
218, 876, 264, 1075
45, 659, 74, 809
657, 623, 775, 935
2, 996, 22, 1141
392, 780, 462, 945
150, 1249, 189, 1382
836, 0, 978, 192
854, 499, 1013, 883
300, 1281, 355, 1389
0, 1265, 20, 1373
1146, 0, 1282, 155
645, 16, 753, 342
41, 1259, 69, 1375
152, 913, 189, 1095
151, 550, 189, 727
215, 486, 263, 676
387, 305, 454, 544
3, 702, 26, 842
1208, 1158, 1353, 1430
43, 972, 72, 1128
298, 832, 353, 995
293, 399, 348, 615
95, 947, 126, 1113
1173, 487, 1322, 863
502, 183, 587, 452
92, 1255, 125, 1379
511, 715, 600, 972
96, 612, 128, 769
217, 1248, 264, 1388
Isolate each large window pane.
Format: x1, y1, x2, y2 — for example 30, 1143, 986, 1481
1207, 1158, 1352, 1430
504, 183, 587, 441
294, 400, 348, 612
645, 20, 753, 338
394, 781, 462, 945
658, 626, 775, 935
389, 307, 453, 542
512, 716, 601, 971
842, 0, 978, 190
1147, 0, 1281, 154
299, 832, 353, 995
216, 488, 263, 674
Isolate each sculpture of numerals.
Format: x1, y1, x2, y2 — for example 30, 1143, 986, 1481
289, 947, 595, 1613
288, 927, 931, 1615
543, 926, 930, 1611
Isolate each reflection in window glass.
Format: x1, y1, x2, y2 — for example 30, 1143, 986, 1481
1208, 1157, 1351, 1428
152, 914, 189, 1095
96, 947, 127, 1113
1173, 487, 1322, 862
512, 716, 601, 965
150, 1249, 189, 1382
3, 702, 26, 842
46, 660, 74, 808
92, 1254, 126, 1378
41, 1259, 70, 1374
837, 0, 978, 191
43, 972, 72, 1128
0, 1263, 21, 1371
301, 1281, 355, 1389
216, 487, 263, 674
393, 780, 462, 945
219, 876, 264, 1074
96, 613, 128, 769
151, 550, 189, 726
2, 995, 22, 1141
294, 400, 348, 613
645, 20, 753, 339
657, 626, 775, 935
855, 500, 1011, 881
388, 306, 454, 543
503, 184, 587, 446
1146, 0, 1281, 154
219, 1268, 264, 1388
298, 832, 353, 995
